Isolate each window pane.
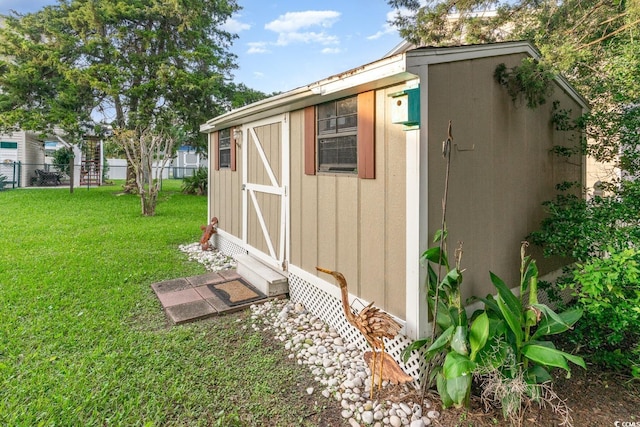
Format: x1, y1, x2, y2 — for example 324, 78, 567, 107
318, 135, 357, 172
337, 113, 357, 132
318, 117, 336, 134
219, 128, 231, 168
317, 103, 336, 119
336, 97, 357, 115
219, 149, 231, 168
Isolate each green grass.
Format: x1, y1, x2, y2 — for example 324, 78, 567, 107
0, 181, 329, 426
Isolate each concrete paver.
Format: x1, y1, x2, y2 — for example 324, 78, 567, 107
151, 271, 272, 324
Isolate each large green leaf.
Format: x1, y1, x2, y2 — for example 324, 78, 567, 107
436, 300, 454, 331
443, 352, 476, 378
472, 294, 501, 316
497, 293, 524, 348
425, 325, 454, 354
525, 364, 552, 384
531, 307, 583, 340
490, 271, 522, 317
522, 343, 586, 376
422, 246, 448, 266
436, 372, 454, 409
446, 374, 472, 408
469, 312, 489, 360
451, 325, 469, 356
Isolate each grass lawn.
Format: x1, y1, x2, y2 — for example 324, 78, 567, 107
0, 181, 335, 426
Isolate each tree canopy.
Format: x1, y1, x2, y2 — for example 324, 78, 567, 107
0, 0, 271, 215
389, 0, 639, 110
0, 0, 243, 145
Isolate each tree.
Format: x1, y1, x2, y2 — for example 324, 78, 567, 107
0, 0, 241, 215
388, 0, 639, 109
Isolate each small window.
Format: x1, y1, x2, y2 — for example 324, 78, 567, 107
317, 96, 358, 173
0, 142, 18, 149
218, 128, 231, 169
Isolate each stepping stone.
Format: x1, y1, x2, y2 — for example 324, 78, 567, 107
151, 277, 191, 295
187, 272, 227, 287
156, 288, 201, 307
165, 300, 217, 324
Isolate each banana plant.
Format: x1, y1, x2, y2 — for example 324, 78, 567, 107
473, 243, 585, 389
402, 232, 491, 408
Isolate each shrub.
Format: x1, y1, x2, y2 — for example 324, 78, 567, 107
181, 167, 208, 195
567, 249, 640, 374
52, 147, 74, 175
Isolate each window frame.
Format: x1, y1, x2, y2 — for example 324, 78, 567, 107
218, 128, 231, 169
213, 127, 236, 172
316, 96, 358, 174
305, 91, 375, 179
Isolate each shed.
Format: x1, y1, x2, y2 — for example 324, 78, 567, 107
0, 131, 45, 187
200, 41, 587, 379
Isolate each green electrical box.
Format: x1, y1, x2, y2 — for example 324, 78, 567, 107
390, 86, 420, 128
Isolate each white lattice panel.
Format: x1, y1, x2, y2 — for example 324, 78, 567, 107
213, 234, 247, 257
288, 272, 429, 384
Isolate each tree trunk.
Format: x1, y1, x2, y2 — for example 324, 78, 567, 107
140, 188, 157, 216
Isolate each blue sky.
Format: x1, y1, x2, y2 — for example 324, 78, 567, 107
0, 0, 405, 94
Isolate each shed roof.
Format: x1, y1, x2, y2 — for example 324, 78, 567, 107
201, 41, 588, 132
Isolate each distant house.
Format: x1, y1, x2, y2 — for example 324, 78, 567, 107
200, 41, 587, 379
0, 131, 45, 187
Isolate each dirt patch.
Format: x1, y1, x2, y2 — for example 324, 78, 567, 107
405, 368, 639, 427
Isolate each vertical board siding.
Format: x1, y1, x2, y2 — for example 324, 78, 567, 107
290, 86, 408, 319
304, 106, 316, 175
212, 131, 219, 171
209, 130, 243, 239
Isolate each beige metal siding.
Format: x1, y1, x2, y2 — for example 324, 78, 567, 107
426, 54, 583, 301
290, 86, 408, 319
209, 132, 243, 238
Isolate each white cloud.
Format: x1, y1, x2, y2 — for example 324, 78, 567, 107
264, 10, 341, 47
367, 9, 404, 40
247, 42, 270, 54
253, 71, 265, 79
265, 10, 340, 33
275, 31, 339, 46
221, 17, 251, 33
321, 47, 342, 54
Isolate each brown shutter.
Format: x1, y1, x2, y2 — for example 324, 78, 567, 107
304, 106, 316, 175
357, 91, 375, 179
230, 127, 237, 171
212, 131, 219, 171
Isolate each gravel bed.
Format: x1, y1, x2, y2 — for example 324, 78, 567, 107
179, 242, 236, 271
179, 243, 440, 427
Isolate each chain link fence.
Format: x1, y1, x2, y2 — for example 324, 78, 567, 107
0, 161, 203, 188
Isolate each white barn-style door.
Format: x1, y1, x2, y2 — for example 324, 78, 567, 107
241, 113, 290, 272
